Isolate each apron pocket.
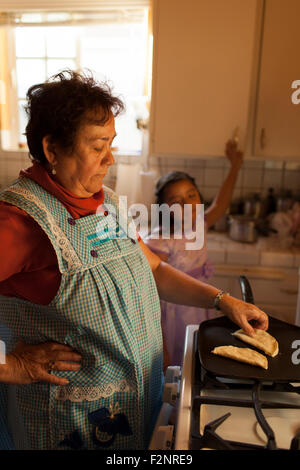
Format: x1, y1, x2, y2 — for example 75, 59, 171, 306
50, 362, 143, 450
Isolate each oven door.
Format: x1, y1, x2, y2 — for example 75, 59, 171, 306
149, 325, 199, 450
174, 325, 199, 450
149, 364, 183, 450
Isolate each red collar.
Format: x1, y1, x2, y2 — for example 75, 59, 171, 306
20, 162, 105, 219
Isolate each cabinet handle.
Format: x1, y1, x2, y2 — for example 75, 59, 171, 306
232, 126, 239, 144
260, 128, 266, 150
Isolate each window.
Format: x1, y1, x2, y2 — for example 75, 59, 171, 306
15, 26, 79, 146
2, 8, 151, 154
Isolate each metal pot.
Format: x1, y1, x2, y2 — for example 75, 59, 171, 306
228, 215, 257, 243
243, 194, 262, 219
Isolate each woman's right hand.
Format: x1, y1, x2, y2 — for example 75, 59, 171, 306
3, 339, 82, 386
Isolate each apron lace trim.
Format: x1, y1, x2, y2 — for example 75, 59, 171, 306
4, 186, 82, 272
55, 380, 135, 402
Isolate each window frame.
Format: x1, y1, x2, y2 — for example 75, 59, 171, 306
15, 25, 82, 145
1, 10, 151, 155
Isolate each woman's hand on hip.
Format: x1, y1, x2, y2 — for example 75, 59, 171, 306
5, 340, 82, 386
219, 294, 269, 336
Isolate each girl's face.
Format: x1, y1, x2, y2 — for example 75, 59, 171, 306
162, 179, 202, 225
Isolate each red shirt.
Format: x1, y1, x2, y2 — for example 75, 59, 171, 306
0, 162, 140, 305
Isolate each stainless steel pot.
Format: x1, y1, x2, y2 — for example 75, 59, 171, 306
243, 194, 262, 219
228, 215, 257, 243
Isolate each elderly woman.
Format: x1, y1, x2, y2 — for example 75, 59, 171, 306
0, 70, 268, 450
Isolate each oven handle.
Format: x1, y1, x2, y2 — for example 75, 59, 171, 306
239, 275, 255, 304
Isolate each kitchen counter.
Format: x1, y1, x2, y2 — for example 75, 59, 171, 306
207, 230, 300, 269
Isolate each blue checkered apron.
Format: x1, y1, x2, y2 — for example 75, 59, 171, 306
0, 177, 163, 450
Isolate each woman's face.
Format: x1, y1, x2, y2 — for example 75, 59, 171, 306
51, 110, 116, 197
162, 179, 202, 224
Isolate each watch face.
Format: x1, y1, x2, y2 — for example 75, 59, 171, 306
214, 290, 226, 310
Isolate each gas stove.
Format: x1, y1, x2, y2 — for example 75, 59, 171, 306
174, 325, 300, 450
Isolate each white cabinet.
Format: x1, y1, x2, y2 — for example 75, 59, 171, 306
253, 0, 300, 159
150, 0, 258, 157
150, 0, 300, 160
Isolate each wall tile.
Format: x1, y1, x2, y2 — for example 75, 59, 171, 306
185, 158, 206, 168
264, 160, 284, 170
242, 168, 263, 188
201, 186, 221, 201
166, 157, 186, 167
149, 156, 160, 165
262, 169, 283, 190
208, 249, 226, 264
285, 162, 300, 171
231, 187, 242, 199
204, 168, 224, 187
261, 251, 294, 268
2, 150, 299, 207
231, 169, 243, 188
194, 172, 204, 188
241, 187, 262, 198
205, 158, 225, 168
242, 160, 265, 169
226, 250, 260, 265
293, 253, 300, 268
283, 170, 300, 190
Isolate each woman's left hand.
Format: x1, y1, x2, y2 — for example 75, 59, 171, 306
219, 294, 269, 336
225, 139, 243, 170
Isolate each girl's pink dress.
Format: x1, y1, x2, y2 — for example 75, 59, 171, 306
144, 222, 220, 366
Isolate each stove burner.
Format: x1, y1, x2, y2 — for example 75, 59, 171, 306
190, 333, 300, 451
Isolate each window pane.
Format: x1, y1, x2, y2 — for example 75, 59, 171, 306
114, 108, 142, 153
14, 16, 150, 153
46, 59, 76, 79
20, 13, 43, 24
80, 24, 147, 96
45, 13, 71, 23
46, 27, 78, 58
16, 59, 46, 98
80, 23, 148, 152
15, 27, 45, 58
18, 100, 28, 144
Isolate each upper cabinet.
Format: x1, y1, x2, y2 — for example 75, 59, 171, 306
150, 0, 300, 160
150, 0, 258, 158
253, 0, 300, 158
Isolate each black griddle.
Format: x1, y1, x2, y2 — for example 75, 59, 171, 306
198, 276, 300, 382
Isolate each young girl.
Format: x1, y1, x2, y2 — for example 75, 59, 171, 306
144, 140, 243, 367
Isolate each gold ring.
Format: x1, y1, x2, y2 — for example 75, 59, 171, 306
48, 360, 55, 371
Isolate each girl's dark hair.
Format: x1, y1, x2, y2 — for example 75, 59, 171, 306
154, 171, 203, 233
25, 69, 124, 165
155, 171, 202, 205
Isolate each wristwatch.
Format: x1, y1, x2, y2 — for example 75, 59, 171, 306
213, 290, 230, 311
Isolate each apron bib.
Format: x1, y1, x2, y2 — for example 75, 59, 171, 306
0, 178, 163, 450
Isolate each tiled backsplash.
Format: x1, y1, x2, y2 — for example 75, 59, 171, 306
0, 150, 120, 191
148, 156, 300, 203
0, 152, 31, 189
0, 151, 300, 204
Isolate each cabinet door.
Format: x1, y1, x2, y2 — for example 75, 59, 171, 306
254, 0, 300, 158
150, 0, 258, 157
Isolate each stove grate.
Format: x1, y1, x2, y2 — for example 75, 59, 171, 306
190, 333, 300, 451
